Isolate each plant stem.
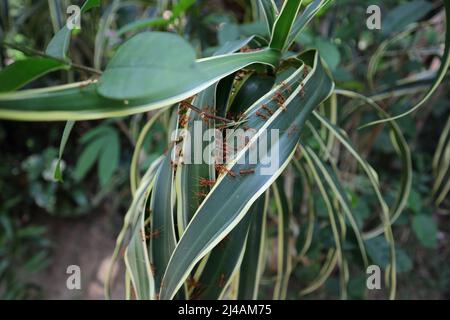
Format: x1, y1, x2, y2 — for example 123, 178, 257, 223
180, 100, 233, 124
1, 42, 103, 75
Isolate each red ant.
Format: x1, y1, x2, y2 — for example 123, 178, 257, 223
273, 92, 287, 111
139, 228, 159, 242
261, 104, 274, 115
303, 67, 309, 78
299, 84, 305, 98
239, 168, 255, 175
173, 136, 184, 145
79, 79, 95, 89
179, 114, 189, 127
170, 160, 178, 170
200, 106, 214, 123
218, 235, 230, 248
178, 104, 188, 115
215, 164, 237, 177
190, 285, 206, 300
140, 230, 146, 242
281, 81, 292, 93
218, 273, 226, 288
179, 100, 190, 111
288, 124, 300, 137
223, 142, 238, 154
273, 92, 285, 104
196, 191, 209, 199
187, 276, 201, 290
199, 177, 216, 187
256, 111, 269, 121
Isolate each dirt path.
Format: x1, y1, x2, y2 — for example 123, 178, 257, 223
30, 209, 125, 300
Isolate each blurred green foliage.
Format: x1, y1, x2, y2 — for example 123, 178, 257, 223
0, 0, 449, 299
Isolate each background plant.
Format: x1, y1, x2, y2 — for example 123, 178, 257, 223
0, 0, 449, 300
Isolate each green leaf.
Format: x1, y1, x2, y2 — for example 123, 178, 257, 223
192, 210, 254, 299
177, 96, 215, 231
272, 179, 292, 300
45, 27, 72, 59
333, 90, 412, 241
382, 0, 433, 36
363, 1, 450, 126
54, 120, 75, 181
315, 38, 340, 71
258, 0, 278, 35
150, 154, 177, 290
228, 72, 276, 115
172, 0, 196, 18
0, 58, 67, 92
412, 214, 438, 248
0, 35, 279, 121
81, 0, 100, 13
117, 0, 195, 36
160, 50, 334, 299
107, 157, 163, 299
98, 131, 120, 186
366, 237, 412, 273
432, 114, 450, 205
237, 192, 268, 299
218, 23, 240, 45
287, 0, 332, 50
46, 0, 100, 59
302, 145, 368, 267
177, 40, 249, 232
116, 17, 168, 36
74, 137, 104, 181
269, 0, 303, 51
98, 32, 279, 100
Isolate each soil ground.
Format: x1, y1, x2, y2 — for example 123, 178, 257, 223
30, 209, 125, 300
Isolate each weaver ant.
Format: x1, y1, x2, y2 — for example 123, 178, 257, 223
196, 191, 209, 199
288, 124, 300, 137
199, 177, 216, 187
273, 92, 287, 111
190, 285, 206, 300
217, 235, 231, 249
170, 160, 179, 170
187, 276, 201, 290
78, 79, 95, 89
281, 81, 292, 93
273, 92, 285, 104
178, 114, 189, 127
256, 111, 269, 121
240, 46, 260, 53
218, 273, 226, 288
303, 67, 309, 78
239, 168, 255, 175
142, 229, 161, 240
299, 84, 305, 98
261, 104, 274, 115
215, 164, 237, 177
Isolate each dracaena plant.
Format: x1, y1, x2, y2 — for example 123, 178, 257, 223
0, 0, 449, 300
